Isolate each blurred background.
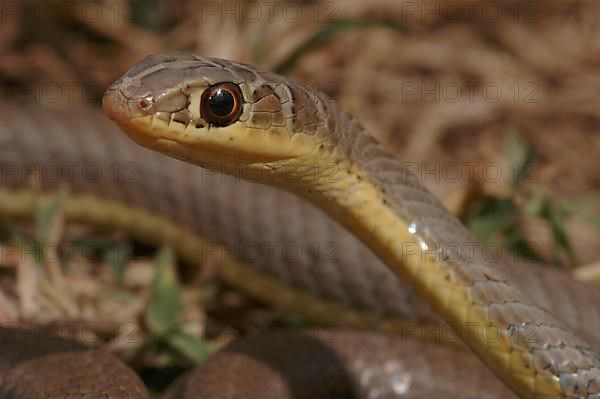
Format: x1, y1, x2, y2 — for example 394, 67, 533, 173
0, 0, 599, 391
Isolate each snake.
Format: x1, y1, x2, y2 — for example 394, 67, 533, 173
0, 51, 599, 398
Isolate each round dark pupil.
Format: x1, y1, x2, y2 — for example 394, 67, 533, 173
209, 89, 234, 117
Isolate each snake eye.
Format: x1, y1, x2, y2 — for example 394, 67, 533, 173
200, 82, 243, 127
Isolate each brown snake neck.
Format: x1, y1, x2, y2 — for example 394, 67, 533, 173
103, 52, 600, 398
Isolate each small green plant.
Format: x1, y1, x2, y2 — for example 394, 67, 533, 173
460, 132, 599, 269
145, 247, 210, 365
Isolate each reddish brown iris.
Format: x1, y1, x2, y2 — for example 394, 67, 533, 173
200, 82, 243, 127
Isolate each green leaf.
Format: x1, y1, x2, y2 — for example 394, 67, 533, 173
167, 330, 211, 365
104, 243, 132, 283
71, 238, 107, 251
130, 0, 172, 31
505, 132, 536, 188
145, 247, 182, 337
503, 226, 544, 263
280, 313, 307, 328
275, 19, 406, 74
462, 196, 516, 243
506, 132, 527, 169
468, 217, 507, 243
521, 191, 544, 218
7, 227, 27, 251
33, 190, 67, 264
541, 200, 578, 268
35, 190, 66, 244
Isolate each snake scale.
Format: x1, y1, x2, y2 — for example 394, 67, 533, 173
0, 52, 599, 398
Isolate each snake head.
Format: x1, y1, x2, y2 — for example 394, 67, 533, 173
103, 52, 333, 180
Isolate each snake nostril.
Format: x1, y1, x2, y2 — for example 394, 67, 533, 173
138, 98, 152, 111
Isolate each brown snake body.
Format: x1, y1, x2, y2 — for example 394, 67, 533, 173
0, 52, 599, 397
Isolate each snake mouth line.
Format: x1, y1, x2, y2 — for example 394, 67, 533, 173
113, 112, 319, 169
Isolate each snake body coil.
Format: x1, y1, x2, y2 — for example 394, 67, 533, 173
0, 52, 599, 398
